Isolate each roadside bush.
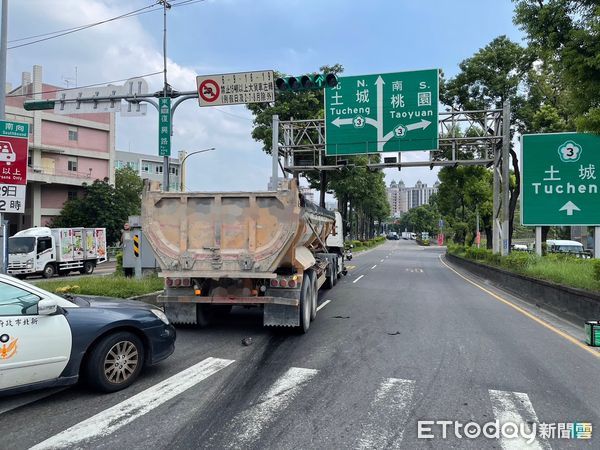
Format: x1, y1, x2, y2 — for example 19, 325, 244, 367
501, 252, 537, 272
593, 260, 600, 282
464, 247, 492, 261
115, 251, 124, 276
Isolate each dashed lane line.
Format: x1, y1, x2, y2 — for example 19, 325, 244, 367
353, 275, 364, 284
316, 300, 331, 312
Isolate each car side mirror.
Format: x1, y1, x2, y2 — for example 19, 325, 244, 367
38, 298, 58, 315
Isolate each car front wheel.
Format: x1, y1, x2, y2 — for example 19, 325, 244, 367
85, 331, 145, 393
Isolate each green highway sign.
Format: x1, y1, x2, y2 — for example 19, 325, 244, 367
521, 133, 600, 226
158, 97, 171, 157
324, 69, 439, 156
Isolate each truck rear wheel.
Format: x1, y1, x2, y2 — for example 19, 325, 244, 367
325, 263, 335, 289
80, 261, 95, 275
298, 274, 311, 333
309, 271, 318, 321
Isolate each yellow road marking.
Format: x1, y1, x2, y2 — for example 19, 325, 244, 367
346, 265, 356, 270
439, 255, 600, 359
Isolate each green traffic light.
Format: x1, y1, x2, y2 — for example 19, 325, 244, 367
275, 73, 338, 91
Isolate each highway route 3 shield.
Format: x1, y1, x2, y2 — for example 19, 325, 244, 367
0, 120, 29, 214
196, 70, 275, 107
521, 132, 600, 226
325, 69, 439, 155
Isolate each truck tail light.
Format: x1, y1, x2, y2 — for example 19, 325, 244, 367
182, 278, 191, 287
279, 279, 288, 288
288, 279, 297, 288
270, 279, 279, 287
166, 278, 173, 287
174, 278, 181, 287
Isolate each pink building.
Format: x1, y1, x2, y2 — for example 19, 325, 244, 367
4, 65, 115, 234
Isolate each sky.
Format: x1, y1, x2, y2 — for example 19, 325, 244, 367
6, 0, 524, 193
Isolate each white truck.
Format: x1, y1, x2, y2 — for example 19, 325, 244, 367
8, 227, 107, 278
142, 179, 346, 332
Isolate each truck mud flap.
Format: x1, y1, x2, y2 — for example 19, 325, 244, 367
264, 304, 300, 327
164, 303, 197, 325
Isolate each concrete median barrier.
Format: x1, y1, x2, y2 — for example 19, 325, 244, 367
446, 253, 600, 326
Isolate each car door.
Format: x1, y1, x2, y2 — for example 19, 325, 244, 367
0, 279, 72, 390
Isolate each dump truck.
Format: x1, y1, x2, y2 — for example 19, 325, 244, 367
142, 179, 346, 332
8, 227, 107, 278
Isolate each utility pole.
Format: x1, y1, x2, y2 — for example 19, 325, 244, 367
0, 0, 7, 274
159, 0, 171, 192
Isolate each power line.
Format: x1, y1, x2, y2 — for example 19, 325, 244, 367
8, 3, 157, 44
7, 70, 163, 98
8, 3, 159, 50
8, 0, 206, 50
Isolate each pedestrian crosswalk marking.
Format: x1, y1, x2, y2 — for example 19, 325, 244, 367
220, 367, 318, 449
405, 268, 424, 273
31, 357, 235, 450
357, 378, 416, 449
489, 389, 551, 450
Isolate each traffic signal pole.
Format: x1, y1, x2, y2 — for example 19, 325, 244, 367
160, 0, 170, 191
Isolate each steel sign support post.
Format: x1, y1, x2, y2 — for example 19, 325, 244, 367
270, 115, 279, 190
595, 227, 600, 259
535, 226, 542, 256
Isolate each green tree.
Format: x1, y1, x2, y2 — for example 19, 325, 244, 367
51, 168, 143, 245
247, 64, 344, 207
442, 36, 531, 246
513, 0, 600, 132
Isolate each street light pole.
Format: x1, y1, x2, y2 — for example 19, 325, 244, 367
179, 147, 216, 191
159, 0, 171, 191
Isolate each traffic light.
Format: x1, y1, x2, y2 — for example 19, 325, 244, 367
23, 100, 55, 111
275, 73, 338, 92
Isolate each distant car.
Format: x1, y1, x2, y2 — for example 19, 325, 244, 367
0, 274, 176, 396
512, 244, 529, 251
387, 233, 399, 240
546, 239, 589, 258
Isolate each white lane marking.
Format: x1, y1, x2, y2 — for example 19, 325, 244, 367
380, 259, 384, 262
371, 265, 377, 270
316, 299, 331, 312
488, 389, 551, 450
31, 357, 235, 450
353, 275, 365, 283
358, 378, 416, 449
224, 367, 318, 448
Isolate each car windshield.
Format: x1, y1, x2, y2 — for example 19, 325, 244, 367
558, 245, 582, 253
8, 237, 36, 254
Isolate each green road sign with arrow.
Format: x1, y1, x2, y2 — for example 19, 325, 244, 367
521, 132, 600, 226
324, 69, 439, 155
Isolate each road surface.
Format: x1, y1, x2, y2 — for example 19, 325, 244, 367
1, 240, 598, 449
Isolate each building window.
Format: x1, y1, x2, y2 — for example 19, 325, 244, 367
142, 162, 150, 173
68, 127, 78, 141
115, 160, 123, 169
155, 165, 163, 174
127, 161, 138, 171
170, 166, 179, 176
68, 157, 78, 172
67, 191, 78, 201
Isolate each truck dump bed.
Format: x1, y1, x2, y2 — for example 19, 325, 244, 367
142, 180, 333, 278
